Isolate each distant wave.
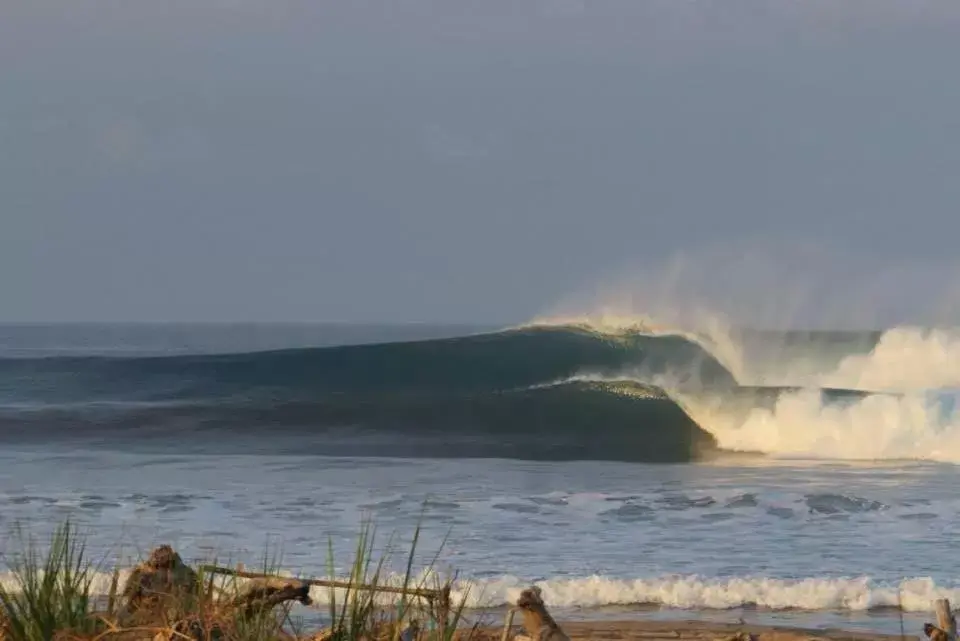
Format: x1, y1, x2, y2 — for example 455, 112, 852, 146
4, 322, 960, 463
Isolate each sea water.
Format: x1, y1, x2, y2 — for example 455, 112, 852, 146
1, 322, 957, 635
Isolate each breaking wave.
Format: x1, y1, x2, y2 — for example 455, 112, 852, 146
457, 574, 960, 611
679, 387, 960, 462
3, 318, 960, 463
15, 568, 958, 613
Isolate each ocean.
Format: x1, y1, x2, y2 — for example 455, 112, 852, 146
1, 321, 958, 634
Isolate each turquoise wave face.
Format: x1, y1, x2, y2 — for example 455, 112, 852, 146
0, 325, 739, 405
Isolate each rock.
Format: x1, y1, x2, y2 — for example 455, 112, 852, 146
926, 623, 951, 641
514, 586, 569, 641
119, 545, 201, 625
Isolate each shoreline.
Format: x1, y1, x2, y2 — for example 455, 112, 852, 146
502, 619, 915, 641
353, 606, 927, 641
281, 600, 927, 639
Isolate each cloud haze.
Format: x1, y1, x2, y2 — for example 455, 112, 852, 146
3, 1, 960, 324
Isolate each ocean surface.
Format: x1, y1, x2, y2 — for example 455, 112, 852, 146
2, 321, 960, 634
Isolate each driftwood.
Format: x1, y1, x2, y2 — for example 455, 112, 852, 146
230, 576, 313, 619
500, 609, 517, 641
202, 564, 454, 627
512, 586, 569, 641
201, 565, 448, 605
114, 545, 316, 635
924, 599, 957, 641
103, 544, 458, 641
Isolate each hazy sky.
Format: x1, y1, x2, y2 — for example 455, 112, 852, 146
4, 1, 960, 325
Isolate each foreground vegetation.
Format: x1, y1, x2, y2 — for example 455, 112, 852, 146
0, 520, 478, 641
4, 518, 953, 641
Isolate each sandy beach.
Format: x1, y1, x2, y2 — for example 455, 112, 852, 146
472, 618, 917, 641
538, 619, 911, 641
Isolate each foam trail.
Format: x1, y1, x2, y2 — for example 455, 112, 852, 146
17, 569, 957, 612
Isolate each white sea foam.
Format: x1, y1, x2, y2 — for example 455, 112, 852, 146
18, 569, 955, 612
681, 388, 960, 462
818, 327, 960, 392
665, 324, 960, 462
455, 574, 960, 611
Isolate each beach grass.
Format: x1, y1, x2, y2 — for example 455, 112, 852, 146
0, 521, 100, 641
0, 516, 476, 641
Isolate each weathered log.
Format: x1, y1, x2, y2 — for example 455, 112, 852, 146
513, 586, 569, 641
938, 600, 957, 640
924, 599, 957, 641
200, 565, 444, 603
229, 576, 313, 619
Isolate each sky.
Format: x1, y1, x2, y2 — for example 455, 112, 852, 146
3, 1, 960, 326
